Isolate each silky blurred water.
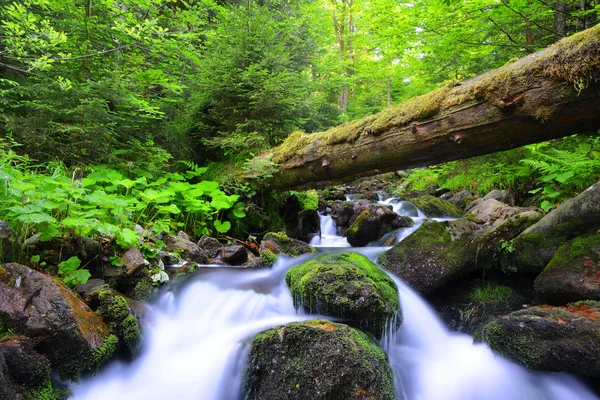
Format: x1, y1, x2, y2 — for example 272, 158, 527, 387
71, 199, 599, 400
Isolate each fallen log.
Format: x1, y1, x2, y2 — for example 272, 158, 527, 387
243, 24, 600, 189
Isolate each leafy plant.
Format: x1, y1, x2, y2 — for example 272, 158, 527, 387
58, 256, 90, 288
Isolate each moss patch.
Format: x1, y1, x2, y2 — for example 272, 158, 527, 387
286, 252, 400, 336
410, 195, 463, 218
96, 290, 141, 356
246, 320, 395, 400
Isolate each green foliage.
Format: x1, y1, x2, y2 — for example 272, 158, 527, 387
397, 134, 600, 209
285, 190, 319, 211
0, 139, 245, 258
58, 256, 90, 288
469, 283, 512, 305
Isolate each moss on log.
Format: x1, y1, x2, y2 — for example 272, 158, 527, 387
243, 25, 600, 189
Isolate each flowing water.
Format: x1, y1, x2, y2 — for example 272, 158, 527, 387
71, 198, 599, 400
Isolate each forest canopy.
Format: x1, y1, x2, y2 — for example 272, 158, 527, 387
2, 0, 598, 165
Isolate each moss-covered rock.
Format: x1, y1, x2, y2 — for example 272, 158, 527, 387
534, 234, 600, 303
0, 338, 70, 400
478, 301, 600, 377
286, 252, 400, 336
96, 290, 142, 357
259, 231, 315, 267
0, 263, 113, 379
379, 201, 543, 294
501, 180, 600, 273
245, 320, 395, 400
346, 208, 413, 247
409, 194, 463, 218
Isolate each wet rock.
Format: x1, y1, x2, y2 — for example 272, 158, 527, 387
433, 187, 451, 197
355, 191, 380, 202
159, 252, 182, 266
0, 263, 113, 378
330, 199, 374, 231
286, 252, 400, 336
220, 245, 248, 265
0, 338, 67, 400
379, 200, 544, 294
74, 278, 106, 298
123, 246, 146, 275
483, 189, 515, 206
501, 180, 600, 274
96, 289, 142, 357
447, 190, 476, 209
409, 194, 463, 218
163, 234, 208, 264
478, 301, 600, 377
246, 320, 395, 400
346, 208, 413, 247
197, 236, 222, 258
534, 234, 600, 303
259, 232, 314, 266
103, 247, 151, 292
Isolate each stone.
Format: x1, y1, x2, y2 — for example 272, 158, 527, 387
478, 301, 600, 377
483, 189, 515, 206
447, 190, 476, 209
286, 252, 400, 336
534, 234, 600, 303
197, 236, 223, 258
220, 245, 248, 265
409, 194, 463, 218
501, 180, 600, 273
246, 320, 395, 400
346, 208, 413, 247
379, 201, 544, 294
259, 232, 314, 266
163, 234, 208, 264
0, 263, 113, 379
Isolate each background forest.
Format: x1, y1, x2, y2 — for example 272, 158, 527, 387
1, 0, 600, 242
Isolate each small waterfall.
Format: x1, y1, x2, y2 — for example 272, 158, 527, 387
309, 213, 350, 247
71, 198, 599, 400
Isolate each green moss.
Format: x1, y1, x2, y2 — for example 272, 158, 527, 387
410, 195, 463, 218
286, 252, 400, 336
132, 278, 154, 301
96, 291, 141, 356
469, 283, 512, 305
91, 334, 119, 371
0, 265, 13, 285
246, 320, 395, 400
546, 234, 600, 269
261, 249, 277, 266
25, 378, 70, 400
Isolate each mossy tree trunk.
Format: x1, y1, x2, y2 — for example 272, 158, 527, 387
243, 24, 600, 190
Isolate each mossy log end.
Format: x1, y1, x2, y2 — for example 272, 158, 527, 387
244, 24, 600, 189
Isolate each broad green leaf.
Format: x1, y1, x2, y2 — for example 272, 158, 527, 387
39, 224, 61, 242
58, 256, 81, 276
214, 219, 231, 233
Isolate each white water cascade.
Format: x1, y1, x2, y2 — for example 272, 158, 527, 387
71, 201, 599, 400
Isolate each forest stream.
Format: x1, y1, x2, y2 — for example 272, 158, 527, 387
70, 198, 599, 400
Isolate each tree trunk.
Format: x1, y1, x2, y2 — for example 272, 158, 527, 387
553, 1, 569, 41
242, 25, 600, 190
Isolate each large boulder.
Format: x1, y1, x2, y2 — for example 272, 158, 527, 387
447, 190, 476, 209
330, 199, 375, 232
534, 234, 600, 304
0, 338, 68, 400
0, 263, 115, 379
286, 252, 400, 336
245, 320, 395, 400
409, 194, 463, 218
197, 235, 223, 258
220, 245, 248, 265
478, 301, 600, 377
379, 200, 544, 294
163, 233, 208, 264
501, 180, 600, 273
346, 208, 413, 247
261, 232, 314, 257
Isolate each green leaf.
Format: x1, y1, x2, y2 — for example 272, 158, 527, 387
116, 228, 140, 249
231, 202, 246, 218
63, 269, 91, 288
58, 256, 81, 276
214, 220, 231, 233
540, 200, 554, 212
39, 224, 61, 242
157, 204, 181, 214
555, 171, 575, 183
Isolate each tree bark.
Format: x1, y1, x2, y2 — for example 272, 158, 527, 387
242, 25, 600, 190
